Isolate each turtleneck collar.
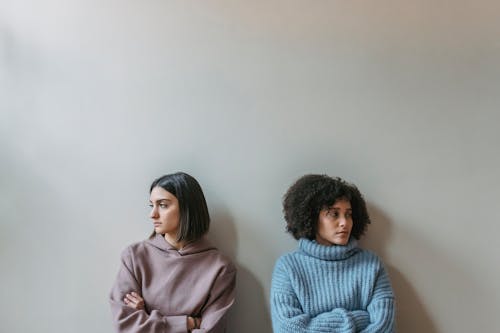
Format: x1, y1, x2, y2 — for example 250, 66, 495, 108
299, 237, 359, 261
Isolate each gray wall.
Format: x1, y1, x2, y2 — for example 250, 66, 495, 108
1, 1, 499, 332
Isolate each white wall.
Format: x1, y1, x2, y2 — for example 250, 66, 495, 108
1, 1, 499, 332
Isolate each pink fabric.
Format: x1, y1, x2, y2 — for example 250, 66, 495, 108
110, 234, 236, 333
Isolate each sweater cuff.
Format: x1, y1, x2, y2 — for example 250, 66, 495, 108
350, 310, 370, 331
162, 315, 188, 333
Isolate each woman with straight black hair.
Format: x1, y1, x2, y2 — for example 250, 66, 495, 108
110, 172, 236, 333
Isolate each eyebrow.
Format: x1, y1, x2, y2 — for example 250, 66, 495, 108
149, 198, 172, 203
328, 207, 352, 211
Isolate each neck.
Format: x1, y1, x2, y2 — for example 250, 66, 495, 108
164, 233, 185, 250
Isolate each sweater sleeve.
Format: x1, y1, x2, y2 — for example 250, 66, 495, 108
270, 259, 356, 333
191, 263, 236, 333
358, 264, 395, 333
350, 310, 371, 331
109, 247, 188, 333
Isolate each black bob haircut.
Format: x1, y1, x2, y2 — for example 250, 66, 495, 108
149, 172, 210, 243
283, 174, 371, 241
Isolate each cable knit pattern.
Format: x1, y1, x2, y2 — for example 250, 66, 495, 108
271, 238, 395, 333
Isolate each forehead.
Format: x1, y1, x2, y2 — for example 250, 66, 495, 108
330, 198, 352, 209
149, 187, 177, 201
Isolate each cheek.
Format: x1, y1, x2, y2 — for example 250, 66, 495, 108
347, 219, 354, 229
166, 212, 177, 222
161, 210, 175, 222
167, 211, 180, 224
320, 221, 335, 234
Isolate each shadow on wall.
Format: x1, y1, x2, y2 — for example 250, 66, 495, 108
207, 206, 272, 333
361, 203, 438, 333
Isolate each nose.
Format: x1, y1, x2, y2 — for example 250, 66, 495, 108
338, 216, 347, 227
150, 206, 159, 219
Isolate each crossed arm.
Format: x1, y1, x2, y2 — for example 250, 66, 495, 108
270, 262, 394, 333
109, 248, 236, 333
123, 292, 200, 331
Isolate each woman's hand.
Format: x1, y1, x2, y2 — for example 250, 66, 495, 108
187, 316, 201, 331
123, 292, 145, 310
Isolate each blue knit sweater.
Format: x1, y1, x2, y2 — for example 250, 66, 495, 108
270, 238, 395, 333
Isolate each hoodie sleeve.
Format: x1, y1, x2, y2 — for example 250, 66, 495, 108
109, 247, 188, 333
191, 262, 236, 333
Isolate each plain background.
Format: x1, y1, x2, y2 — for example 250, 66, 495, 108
1, 1, 499, 332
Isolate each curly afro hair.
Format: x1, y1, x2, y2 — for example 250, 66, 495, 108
283, 174, 371, 240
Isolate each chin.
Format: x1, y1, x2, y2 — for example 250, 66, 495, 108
154, 227, 166, 234
333, 238, 349, 246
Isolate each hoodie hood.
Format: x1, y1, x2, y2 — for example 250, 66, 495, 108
145, 233, 216, 256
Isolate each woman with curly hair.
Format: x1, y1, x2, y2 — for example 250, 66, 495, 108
270, 174, 395, 333
109, 172, 236, 333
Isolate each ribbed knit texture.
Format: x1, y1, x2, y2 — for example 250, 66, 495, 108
271, 238, 395, 333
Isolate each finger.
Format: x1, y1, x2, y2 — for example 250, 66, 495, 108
124, 297, 136, 305
124, 298, 136, 308
124, 298, 139, 309
126, 294, 139, 303
131, 293, 144, 304
131, 292, 143, 302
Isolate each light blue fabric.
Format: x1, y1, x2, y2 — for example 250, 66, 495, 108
271, 238, 395, 333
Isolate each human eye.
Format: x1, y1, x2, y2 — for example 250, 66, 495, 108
148, 203, 153, 208
346, 212, 353, 219
159, 203, 168, 209
327, 210, 339, 218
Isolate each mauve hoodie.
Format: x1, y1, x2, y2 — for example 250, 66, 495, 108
109, 234, 236, 333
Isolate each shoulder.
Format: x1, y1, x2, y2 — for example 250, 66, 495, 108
353, 247, 387, 270
276, 250, 300, 263
188, 237, 237, 273
186, 238, 237, 275
271, 250, 309, 292
219, 252, 235, 270
122, 240, 147, 254
119, 240, 152, 262
207, 249, 237, 275
272, 249, 303, 274
357, 247, 383, 260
